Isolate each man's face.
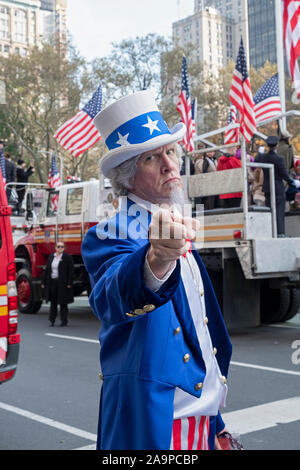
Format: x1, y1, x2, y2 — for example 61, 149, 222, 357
130, 143, 182, 204
227, 146, 237, 155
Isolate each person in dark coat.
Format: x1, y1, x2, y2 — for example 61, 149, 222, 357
3, 147, 16, 202
41, 242, 74, 326
255, 136, 300, 236
16, 159, 35, 214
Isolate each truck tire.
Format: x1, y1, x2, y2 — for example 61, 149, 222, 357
16, 268, 42, 314
260, 286, 291, 324
280, 288, 300, 322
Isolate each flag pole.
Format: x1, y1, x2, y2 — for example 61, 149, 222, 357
275, 0, 286, 132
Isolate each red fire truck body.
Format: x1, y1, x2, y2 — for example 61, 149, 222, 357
0, 172, 20, 384
14, 179, 117, 314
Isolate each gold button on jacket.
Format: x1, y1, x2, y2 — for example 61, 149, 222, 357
174, 327, 181, 335
183, 353, 190, 363
195, 382, 203, 391
134, 308, 144, 315
143, 304, 155, 312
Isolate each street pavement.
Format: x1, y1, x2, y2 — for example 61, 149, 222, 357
0, 297, 299, 451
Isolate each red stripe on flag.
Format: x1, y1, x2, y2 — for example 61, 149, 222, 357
187, 417, 196, 449
197, 416, 206, 450
172, 419, 182, 450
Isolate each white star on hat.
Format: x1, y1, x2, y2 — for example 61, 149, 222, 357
116, 132, 130, 146
142, 116, 160, 135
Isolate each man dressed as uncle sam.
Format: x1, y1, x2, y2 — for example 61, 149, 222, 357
82, 90, 237, 451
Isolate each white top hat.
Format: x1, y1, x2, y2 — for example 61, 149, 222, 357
93, 90, 186, 177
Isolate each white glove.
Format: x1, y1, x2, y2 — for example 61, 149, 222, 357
293, 179, 300, 189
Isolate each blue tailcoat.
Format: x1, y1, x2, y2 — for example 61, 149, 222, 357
81, 199, 232, 450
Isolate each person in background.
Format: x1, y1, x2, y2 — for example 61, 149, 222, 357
289, 159, 300, 210
277, 130, 294, 172
16, 159, 34, 214
41, 242, 74, 326
252, 146, 266, 207
235, 147, 255, 205
194, 149, 217, 210
217, 146, 242, 208
255, 136, 300, 236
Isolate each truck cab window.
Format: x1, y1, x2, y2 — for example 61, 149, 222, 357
66, 187, 83, 215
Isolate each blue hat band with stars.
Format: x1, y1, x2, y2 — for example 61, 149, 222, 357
105, 111, 171, 151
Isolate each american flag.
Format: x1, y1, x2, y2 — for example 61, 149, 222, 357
54, 86, 102, 158
0, 146, 5, 183
224, 104, 239, 144
283, 0, 300, 97
48, 153, 61, 211
253, 74, 281, 122
229, 38, 256, 143
176, 56, 196, 152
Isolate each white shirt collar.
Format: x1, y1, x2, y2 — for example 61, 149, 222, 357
127, 192, 161, 215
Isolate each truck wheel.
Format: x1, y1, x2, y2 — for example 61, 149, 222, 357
16, 268, 42, 314
261, 286, 291, 324
281, 288, 300, 322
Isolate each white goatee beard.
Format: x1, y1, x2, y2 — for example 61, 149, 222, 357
168, 184, 185, 208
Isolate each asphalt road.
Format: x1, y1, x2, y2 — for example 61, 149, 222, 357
0, 297, 299, 451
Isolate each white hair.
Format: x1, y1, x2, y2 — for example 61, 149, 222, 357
109, 143, 183, 197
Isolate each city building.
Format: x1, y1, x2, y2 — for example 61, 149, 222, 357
193, 0, 249, 65
248, 0, 276, 69
176, 0, 277, 70
173, 6, 235, 76
0, 0, 67, 57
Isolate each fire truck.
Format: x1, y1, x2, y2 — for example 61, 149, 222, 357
0, 172, 20, 384
10, 178, 117, 315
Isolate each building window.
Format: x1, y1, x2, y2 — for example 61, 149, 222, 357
0, 4, 9, 41
14, 9, 27, 43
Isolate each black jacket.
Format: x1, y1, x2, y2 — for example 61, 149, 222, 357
16, 165, 34, 184
4, 159, 16, 183
42, 252, 74, 305
255, 149, 293, 196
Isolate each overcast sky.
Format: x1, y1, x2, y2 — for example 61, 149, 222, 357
67, 0, 195, 61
